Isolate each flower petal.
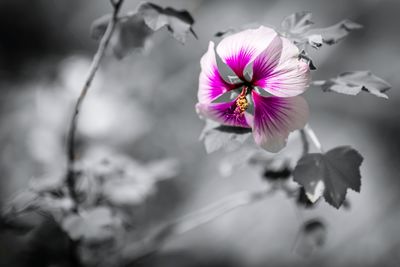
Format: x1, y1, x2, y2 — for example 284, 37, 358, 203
253, 37, 310, 97
196, 98, 252, 128
251, 91, 309, 152
198, 41, 234, 103
216, 26, 277, 79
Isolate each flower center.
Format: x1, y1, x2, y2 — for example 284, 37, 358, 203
234, 87, 249, 115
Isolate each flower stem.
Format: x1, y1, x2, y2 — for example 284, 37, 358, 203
122, 188, 275, 264
65, 0, 124, 209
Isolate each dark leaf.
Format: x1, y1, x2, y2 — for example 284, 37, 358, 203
199, 120, 251, 153
314, 71, 391, 99
295, 218, 326, 256
293, 146, 363, 208
91, 2, 196, 59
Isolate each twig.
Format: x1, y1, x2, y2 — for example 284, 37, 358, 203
122, 188, 275, 264
65, 0, 124, 209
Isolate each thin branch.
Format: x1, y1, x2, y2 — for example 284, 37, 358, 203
122, 188, 275, 264
65, 0, 124, 209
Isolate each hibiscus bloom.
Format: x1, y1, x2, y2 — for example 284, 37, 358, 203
196, 26, 310, 152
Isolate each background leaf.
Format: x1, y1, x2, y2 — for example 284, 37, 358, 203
314, 71, 391, 98
61, 207, 115, 244
281, 11, 314, 35
281, 12, 362, 49
307, 19, 363, 45
293, 146, 363, 208
91, 2, 196, 59
199, 120, 252, 153
295, 218, 327, 256
137, 2, 197, 43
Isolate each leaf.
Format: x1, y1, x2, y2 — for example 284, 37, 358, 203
29, 173, 64, 193
299, 50, 317, 70
296, 187, 316, 209
280, 12, 362, 49
308, 19, 363, 45
3, 190, 39, 214
214, 23, 261, 38
293, 146, 363, 208
199, 120, 252, 153
61, 207, 115, 244
91, 13, 153, 59
281, 11, 314, 35
295, 218, 327, 256
314, 71, 391, 99
262, 161, 292, 182
145, 158, 180, 181
137, 2, 197, 43
103, 178, 155, 206
91, 2, 196, 59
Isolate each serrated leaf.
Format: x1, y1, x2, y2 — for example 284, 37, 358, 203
90, 2, 196, 59
61, 207, 115, 244
199, 120, 252, 153
315, 71, 391, 98
281, 11, 314, 35
293, 146, 363, 208
137, 2, 197, 43
280, 12, 362, 49
308, 19, 362, 45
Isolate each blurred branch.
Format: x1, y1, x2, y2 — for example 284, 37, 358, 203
122, 188, 275, 265
65, 0, 124, 209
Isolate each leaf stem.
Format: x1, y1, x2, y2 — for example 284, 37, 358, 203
65, 0, 124, 209
301, 124, 324, 153
122, 188, 275, 264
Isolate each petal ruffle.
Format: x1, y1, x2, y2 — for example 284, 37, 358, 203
216, 26, 277, 79
251, 91, 309, 152
198, 41, 234, 103
252, 37, 310, 97
196, 98, 252, 128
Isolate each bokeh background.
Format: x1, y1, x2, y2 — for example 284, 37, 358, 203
1, 0, 399, 266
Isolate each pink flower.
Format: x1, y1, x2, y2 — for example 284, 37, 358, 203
196, 26, 310, 152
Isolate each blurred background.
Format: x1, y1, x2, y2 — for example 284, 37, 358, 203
0, 0, 399, 266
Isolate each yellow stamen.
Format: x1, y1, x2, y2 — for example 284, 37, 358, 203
235, 87, 249, 113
